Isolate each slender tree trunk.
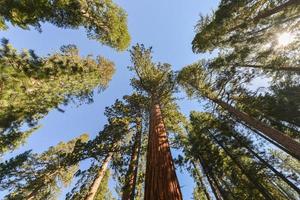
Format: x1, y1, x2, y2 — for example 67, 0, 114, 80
231, 131, 300, 195
191, 161, 211, 200
219, 177, 239, 200
85, 153, 112, 200
234, 63, 300, 72
198, 156, 225, 200
208, 96, 300, 160
122, 118, 142, 200
253, 0, 300, 22
228, 0, 300, 32
208, 132, 274, 200
144, 99, 182, 200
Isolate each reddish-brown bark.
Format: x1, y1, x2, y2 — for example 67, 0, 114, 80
209, 97, 300, 160
122, 119, 142, 200
144, 101, 182, 200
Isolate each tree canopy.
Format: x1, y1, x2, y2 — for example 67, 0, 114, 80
0, 39, 115, 155
0, 0, 130, 50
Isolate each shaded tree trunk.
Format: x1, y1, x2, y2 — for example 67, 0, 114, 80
122, 118, 142, 200
144, 99, 182, 200
191, 161, 211, 200
85, 153, 112, 200
231, 131, 300, 195
198, 156, 226, 200
228, 0, 300, 32
208, 96, 300, 160
208, 132, 274, 200
253, 0, 300, 22
233, 63, 300, 72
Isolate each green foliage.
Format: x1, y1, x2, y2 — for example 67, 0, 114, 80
66, 101, 132, 199
193, 1, 300, 72
0, 134, 89, 200
66, 164, 115, 200
94, 170, 116, 200
192, 186, 208, 200
129, 44, 186, 134
0, 125, 40, 155
187, 112, 297, 199
0, 0, 130, 50
129, 44, 177, 102
0, 39, 115, 154
237, 83, 300, 139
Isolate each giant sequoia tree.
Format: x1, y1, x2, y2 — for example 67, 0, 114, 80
1, 1, 300, 199
0, 40, 115, 155
129, 44, 183, 200
0, 0, 130, 50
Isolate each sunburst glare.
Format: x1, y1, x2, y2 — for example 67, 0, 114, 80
277, 32, 294, 47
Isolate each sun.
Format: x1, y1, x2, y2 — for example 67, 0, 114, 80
277, 32, 294, 47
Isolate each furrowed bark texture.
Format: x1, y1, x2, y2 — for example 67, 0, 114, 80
144, 101, 182, 200
122, 119, 142, 200
85, 153, 112, 200
210, 97, 300, 160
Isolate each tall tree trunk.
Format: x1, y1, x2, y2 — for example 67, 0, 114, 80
191, 161, 211, 200
233, 63, 300, 72
228, 0, 300, 32
144, 99, 182, 200
208, 96, 300, 160
85, 153, 112, 200
197, 156, 226, 200
231, 131, 300, 195
122, 118, 142, 200
208, 132, 274, 200
253, 0, 300, 22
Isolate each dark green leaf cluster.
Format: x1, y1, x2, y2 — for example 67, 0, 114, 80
0, 134, 89, 200
0, 39, 115, 155
0, 0, 130, 50
186, 112, 299, 200
193, 0, 300, 72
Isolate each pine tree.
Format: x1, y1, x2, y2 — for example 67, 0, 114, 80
0, 39, 115, 155
186, 112, 299, 199
0, 134, 89, 200
236, 83, 300, 140
94, 170, 116, 200
66, 98, 131, 200
120, 94, 146, 200
84, 118, 130, 200
129, 44, 183, 200
0, 0, 130, 50
192, 0, 300, 72
178, 63, 300, 160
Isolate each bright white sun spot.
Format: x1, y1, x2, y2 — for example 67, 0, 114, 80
277, 32, 294, 47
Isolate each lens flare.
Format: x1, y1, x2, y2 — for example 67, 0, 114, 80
277, 32, 294, 47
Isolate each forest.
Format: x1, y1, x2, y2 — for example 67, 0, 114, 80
0, 0, 299, 199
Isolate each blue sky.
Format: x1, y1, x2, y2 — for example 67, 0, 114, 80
1, 1, 220, 199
